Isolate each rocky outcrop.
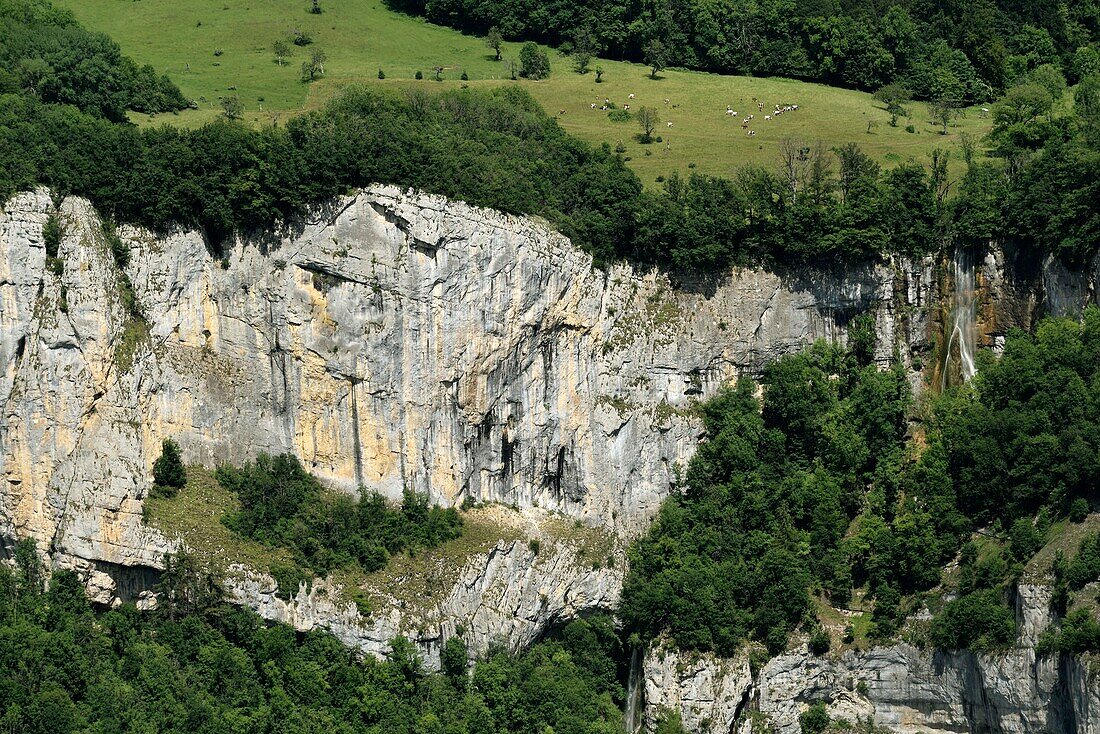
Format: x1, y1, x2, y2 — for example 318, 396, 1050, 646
641, 581, 1099, 734
226, 506, 623, 669
643, 641, 754, 733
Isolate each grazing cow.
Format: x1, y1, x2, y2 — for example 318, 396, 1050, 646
664, 98, 670, 104
623, 104, 630, 110
764, 115, 771, 121
628, 93, 635, 99
667, 122, 673, 127
590, 103, 597, 109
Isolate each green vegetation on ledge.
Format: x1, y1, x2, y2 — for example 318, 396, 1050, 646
621, 307, 1100, 657
216, 453, 462, 592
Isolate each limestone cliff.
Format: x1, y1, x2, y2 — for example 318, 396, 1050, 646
2, 186, 1098, 724
1, 185, 941, 589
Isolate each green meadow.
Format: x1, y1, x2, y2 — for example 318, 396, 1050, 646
58, 0, 993, 184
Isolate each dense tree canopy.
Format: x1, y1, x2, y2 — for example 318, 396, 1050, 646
385, 0, 1099, 97
622, 309, 1100, 656
217, 453, 462, 588
0, 0, 186, 120
0, 547, 636, 734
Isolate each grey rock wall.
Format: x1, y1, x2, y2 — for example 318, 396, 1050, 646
2, 186, 1098, 724
642, 582, 1099, 734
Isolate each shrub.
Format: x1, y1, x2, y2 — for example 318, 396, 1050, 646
800, 702, 829, 734
415, 70, 423, 79
930, 589, 1015, 651
441, 636, 468, 686
519, 42, 550, 79
1066, 533, 1100, 589
151, 438, 186, 497
808, 628, 831, 655
270, 561, 311, 601
42, 213, 62, 258
1069, 498, 1090, 522
292, 29, 313, 46
460, 70, 469, 81
1009, 517, 1043, 561
1051, 608, 1100, 653
377, 68, 385, 79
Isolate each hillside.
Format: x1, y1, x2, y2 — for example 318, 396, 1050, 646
53, 0, 994, 184
3, 2, 1100, 734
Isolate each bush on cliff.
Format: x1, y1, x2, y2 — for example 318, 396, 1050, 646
150, 438, 186, 498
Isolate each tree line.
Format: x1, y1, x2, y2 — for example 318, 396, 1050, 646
385, 0, 1099, 99
2, 0, 1099, 273
0, 0, 187, 120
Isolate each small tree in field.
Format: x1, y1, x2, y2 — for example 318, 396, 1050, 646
571, 25, 599, 74
152, 438, 186, 497
300, 49, 327, 82
873, 83, 911, 126
273, 39, 291, 66
928, 97, 962, 134
485, 26, 503, 61
637, 106, 659, 142
519, 42, 550, 79
221, 94, 243, 120
645, 38, 668, 79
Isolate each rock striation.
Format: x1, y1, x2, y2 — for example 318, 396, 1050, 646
1, 184, 948, 584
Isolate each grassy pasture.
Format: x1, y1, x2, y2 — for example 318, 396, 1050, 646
57, 0, 993, 183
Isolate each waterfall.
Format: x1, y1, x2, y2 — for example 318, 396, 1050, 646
941, 247, 978, 391
624, 646, 644, 734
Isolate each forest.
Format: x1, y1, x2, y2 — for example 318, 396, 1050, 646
0, 545, 637, 734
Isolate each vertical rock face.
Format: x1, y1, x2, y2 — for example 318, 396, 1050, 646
1, 185, 940, 584
642, 582, 1100, 734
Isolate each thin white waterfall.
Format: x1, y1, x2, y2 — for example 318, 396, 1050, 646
624, 646, 644, 734
941, 247, 978, 390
